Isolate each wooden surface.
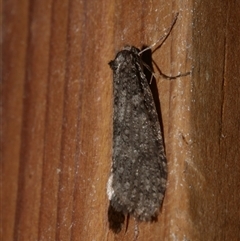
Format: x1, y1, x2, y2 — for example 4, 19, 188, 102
2, 0, 240, 240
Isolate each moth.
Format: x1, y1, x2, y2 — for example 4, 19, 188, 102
106, 13, 186, 233
107, 45, 167, 231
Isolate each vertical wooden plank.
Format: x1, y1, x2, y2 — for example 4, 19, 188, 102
53, 0, 83, 239
68, 1, 114, 240
190, 1, 240, 240
106, 1, 193, 240
2, 0, 29, 240
38, 1, 69, 240
3, 0, 240, 240
12, 0, 52, 239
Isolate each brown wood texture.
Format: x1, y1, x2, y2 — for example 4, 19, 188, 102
2, 0, 240, 240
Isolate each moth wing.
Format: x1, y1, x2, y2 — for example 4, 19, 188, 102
108, 47, 167, 221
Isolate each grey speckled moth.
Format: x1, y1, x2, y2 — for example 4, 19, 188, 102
107, 45, 167, 232
107, 14, 183, 233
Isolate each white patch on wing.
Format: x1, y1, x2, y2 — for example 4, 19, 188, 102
107, 173, 114, 200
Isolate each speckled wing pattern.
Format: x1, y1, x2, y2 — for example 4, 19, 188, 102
107, 46, 167, 222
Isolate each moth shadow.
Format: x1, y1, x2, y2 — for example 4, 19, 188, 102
108, 204, 158, 234
141, 45, 166, 145
108, 204, 125, 234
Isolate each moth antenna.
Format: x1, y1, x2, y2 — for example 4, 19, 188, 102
138, 12, 179, 56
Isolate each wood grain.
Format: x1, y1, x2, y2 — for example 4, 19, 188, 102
2, 0, 240, 240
